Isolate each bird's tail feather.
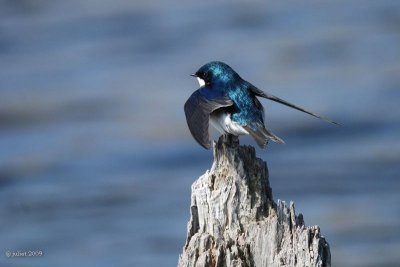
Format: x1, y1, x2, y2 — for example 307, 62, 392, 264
244, 125, 285, 148
250, 85, 339, 125
260, 127, 285, 144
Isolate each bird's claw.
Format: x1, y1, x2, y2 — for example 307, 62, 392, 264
220, 134, 239, 148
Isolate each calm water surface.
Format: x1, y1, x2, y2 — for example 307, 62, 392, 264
0, 0, 399, 266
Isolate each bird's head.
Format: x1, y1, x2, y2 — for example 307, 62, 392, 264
191, 61, 239, 87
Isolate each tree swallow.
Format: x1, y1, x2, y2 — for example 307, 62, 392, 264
184, 61, 338, 149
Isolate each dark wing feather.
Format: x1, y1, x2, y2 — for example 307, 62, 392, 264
250, 86, 339, 125
184, 89, 233, 149
244, 124, 285, 149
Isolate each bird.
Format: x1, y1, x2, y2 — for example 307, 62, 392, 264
184, 61, 338, 149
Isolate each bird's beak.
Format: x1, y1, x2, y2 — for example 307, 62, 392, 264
190, 73, 197, 77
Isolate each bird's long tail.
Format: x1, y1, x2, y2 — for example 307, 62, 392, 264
250, 86, 339, 125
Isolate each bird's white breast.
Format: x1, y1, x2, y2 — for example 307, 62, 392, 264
210, 110, 249, 136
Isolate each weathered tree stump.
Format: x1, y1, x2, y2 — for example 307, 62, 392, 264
178, 136, 331, 267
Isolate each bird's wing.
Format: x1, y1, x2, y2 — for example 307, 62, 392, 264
184, 89, 233, 149
250, 85, 339, 125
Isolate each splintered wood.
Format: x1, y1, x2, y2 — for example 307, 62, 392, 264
178, 136, 330, 267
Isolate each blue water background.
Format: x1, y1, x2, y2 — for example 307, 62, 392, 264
0, 0, 399, 266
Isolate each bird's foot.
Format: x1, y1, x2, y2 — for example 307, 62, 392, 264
219, 134, 239, 148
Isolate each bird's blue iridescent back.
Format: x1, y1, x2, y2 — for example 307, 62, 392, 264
226, 81, 264, 127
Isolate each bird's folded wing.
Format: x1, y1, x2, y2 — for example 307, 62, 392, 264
184, 89, 233, 149
250, 86, 339, 125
